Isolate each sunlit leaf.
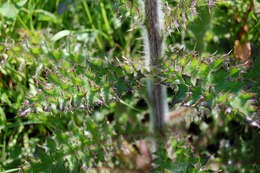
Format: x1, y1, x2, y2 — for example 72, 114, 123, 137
52, 30, 72, 42
0, 2, 19, 19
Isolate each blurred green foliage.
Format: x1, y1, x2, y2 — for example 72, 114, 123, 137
0, 0, 259, 172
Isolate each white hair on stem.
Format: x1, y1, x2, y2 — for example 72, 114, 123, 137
141, 0, 169, 131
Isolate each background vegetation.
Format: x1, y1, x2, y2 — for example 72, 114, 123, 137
0, 0, 259, 172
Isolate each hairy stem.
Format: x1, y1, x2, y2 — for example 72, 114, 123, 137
144, 0, 168, 132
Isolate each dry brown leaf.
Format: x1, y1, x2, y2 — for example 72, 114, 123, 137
116, 140, 152, 171
135, 140, 152, 170
234, 40, 251, 66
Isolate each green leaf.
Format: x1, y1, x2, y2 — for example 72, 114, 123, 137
0, 107, 6, 124
210, 57, 225, 71
52, 30, 72, 42
198, 62, 209, 79
167, 161, 189, 173
216, 93, 229, 103
179, 55, 192, 66
228, 67, 241, 76
35, 9, 60, 24
1, 93, 11, 105
17, 0, 28, 7
185, 57, 199, 77
49, 74, 61, 85
0, 2, 19, 19
230, 92, 255, 115
0, 120, 42, 131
